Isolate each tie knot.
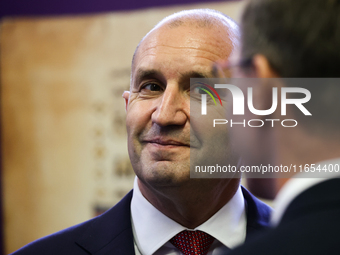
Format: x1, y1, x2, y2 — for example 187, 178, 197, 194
170, 230, 215, 255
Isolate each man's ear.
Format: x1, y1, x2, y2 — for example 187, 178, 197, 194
251, 55, 281, 119
252, 54, 279, 78
122, 91, 130, 112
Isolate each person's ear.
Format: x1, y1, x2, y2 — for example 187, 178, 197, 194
122, 91, 130, 112
250, 55, 281, 119
252, 54, 279, 78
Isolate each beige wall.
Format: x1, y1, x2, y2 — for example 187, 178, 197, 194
0, 1, 245, 253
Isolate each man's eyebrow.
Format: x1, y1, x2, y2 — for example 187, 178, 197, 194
135, 69, 160, 81
178, 71, 215, 87
131, 69, 161, 89
132, 69, 214, 87
180, 71, 213, 79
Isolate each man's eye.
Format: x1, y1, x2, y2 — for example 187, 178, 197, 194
192, 86, 212, 95
142, 83, 162, 91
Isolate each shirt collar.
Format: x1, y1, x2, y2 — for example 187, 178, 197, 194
271, 157, 340, 226
131, 177, 246, 255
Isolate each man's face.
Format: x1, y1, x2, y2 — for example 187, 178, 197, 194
124, 23, 236, 187
228, 48, 277, 168
227, 45, 279, 198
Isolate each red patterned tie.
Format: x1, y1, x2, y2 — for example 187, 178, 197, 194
170, 230, 215, 255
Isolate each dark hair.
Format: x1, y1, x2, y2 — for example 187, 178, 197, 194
241, 0, 340, 77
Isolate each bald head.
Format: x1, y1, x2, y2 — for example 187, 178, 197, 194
156, 9, 238, 30
131, 9, 239, 71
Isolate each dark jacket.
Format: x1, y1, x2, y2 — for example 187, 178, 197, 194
229, 179, 340, 255
12, 186, 272, 255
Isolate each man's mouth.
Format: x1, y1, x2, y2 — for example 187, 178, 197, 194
143, 137, 190, 147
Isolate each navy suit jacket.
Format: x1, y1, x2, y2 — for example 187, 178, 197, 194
228, 179, 340, 255
11, 186, 271, 255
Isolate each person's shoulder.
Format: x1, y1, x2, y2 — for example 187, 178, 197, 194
229, 226, 279, 255
230, 219, 340, 255
230, 201, 340, 255
10, 190, 134, 255
229, 220, 306, 255
10, 216, 101, 255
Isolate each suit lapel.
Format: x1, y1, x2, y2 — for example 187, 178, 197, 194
75, 191, 135, 255
241, 186, 272, 240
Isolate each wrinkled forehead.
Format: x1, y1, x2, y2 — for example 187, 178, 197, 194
133, 21, 237, 72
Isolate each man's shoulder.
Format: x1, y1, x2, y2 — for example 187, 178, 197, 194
229, 211, 340, 255
11, 190, 134, 255
10, 219, 97, 255
231, 180, 340, 255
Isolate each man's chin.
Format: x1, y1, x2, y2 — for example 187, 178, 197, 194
137, 163, 191, 188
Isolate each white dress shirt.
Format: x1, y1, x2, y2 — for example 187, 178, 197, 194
131, 177, 247, 255
271, 157, 340, 226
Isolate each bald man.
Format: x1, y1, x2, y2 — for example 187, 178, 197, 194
12, 9, 271, 255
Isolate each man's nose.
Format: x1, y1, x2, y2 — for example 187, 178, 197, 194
151, 85, 189, 126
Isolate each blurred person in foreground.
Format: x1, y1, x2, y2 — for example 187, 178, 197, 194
221, 0, 340, 254
12, 9, 272, 255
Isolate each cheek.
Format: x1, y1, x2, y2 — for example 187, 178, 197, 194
191, 105, 227, 141
126, 101, 153, 136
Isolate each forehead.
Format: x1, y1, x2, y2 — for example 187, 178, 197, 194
132, 24, 234, 77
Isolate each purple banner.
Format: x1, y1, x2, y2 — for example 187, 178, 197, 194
1, 0, 238, 19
